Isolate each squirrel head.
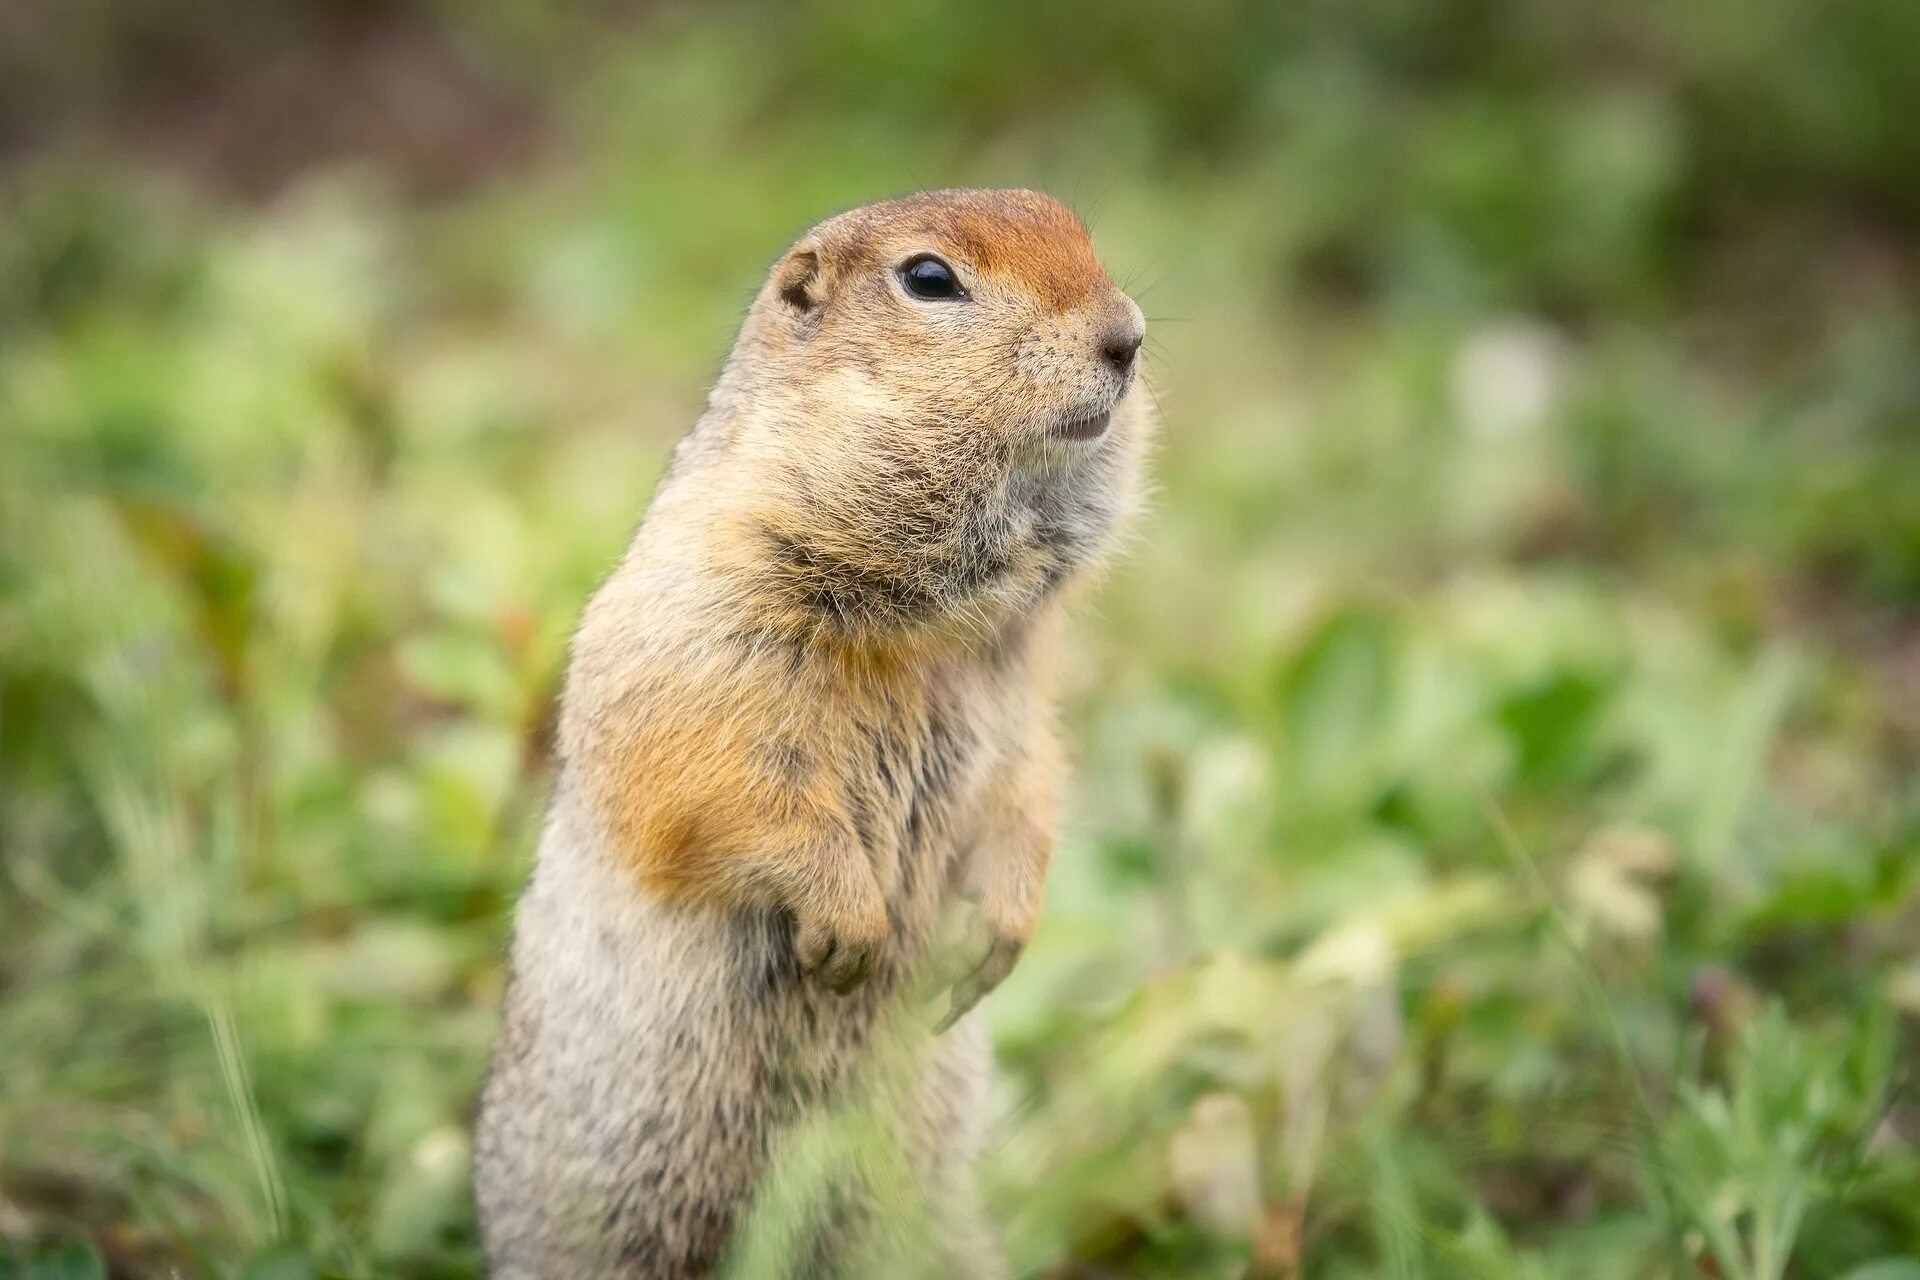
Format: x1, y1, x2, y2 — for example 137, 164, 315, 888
687, 189, 1152, 646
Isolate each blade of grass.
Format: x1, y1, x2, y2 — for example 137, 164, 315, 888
1474, 789, 1691, 1276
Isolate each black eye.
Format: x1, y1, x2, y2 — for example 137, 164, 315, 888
898, 255, 966, 301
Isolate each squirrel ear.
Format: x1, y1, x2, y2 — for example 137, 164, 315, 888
773, 246, 822, 315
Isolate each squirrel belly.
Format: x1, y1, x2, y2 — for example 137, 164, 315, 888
477, 732, 998, 1277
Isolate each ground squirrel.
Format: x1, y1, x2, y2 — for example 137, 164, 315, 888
474, 189, 1151, 1278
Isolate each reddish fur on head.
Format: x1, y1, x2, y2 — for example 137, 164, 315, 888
823, 189, 1108, 312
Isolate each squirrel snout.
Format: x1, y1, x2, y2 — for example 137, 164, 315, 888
1098, 302, 1146, 377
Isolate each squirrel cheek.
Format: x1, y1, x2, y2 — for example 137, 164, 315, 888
1009, 325, 1074, 386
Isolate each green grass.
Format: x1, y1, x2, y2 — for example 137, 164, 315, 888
2, 2, 1918, 1276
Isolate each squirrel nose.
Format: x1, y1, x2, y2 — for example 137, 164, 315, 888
1100, 328, 1143, 375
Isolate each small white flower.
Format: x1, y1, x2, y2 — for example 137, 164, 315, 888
1451, 321, 1567, 439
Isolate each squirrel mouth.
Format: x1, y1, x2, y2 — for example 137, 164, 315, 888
1052, 408, 1113, 441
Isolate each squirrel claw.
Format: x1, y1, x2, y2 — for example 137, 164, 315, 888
933, 933, 1023, 1033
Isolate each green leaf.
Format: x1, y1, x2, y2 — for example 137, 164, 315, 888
237, 1245, 320, 1280
1276, 607, 1398, 795
1495, 670, 1609, 784
6, 1242, 106, 1280
1839, 1264, 1920, 1280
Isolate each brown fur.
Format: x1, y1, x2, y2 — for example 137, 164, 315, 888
476, 188, 1150, 1277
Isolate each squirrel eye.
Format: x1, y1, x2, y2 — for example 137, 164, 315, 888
898, 254, 966, 301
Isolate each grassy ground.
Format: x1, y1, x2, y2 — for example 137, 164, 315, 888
2, 3, 1918, 1277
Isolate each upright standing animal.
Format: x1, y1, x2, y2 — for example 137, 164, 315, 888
475, 188, 1151, 1279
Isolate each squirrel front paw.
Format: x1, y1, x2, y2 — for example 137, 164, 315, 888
933, 909, 1028, 1032
793, 891, 889, 994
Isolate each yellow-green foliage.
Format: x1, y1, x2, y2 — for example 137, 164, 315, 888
2, 2, 1917, 1277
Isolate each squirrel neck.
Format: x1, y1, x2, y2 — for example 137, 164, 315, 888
648, 403, 1068, 666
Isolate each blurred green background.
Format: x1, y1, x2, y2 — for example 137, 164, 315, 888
2, 1, 1918, 1276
